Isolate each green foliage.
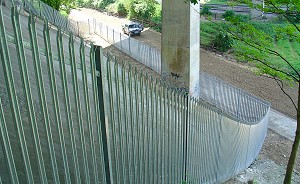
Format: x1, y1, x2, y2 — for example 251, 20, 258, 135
200, 6, 212, 16
222, 10, 235, 21
124, 0, 157, 20
151, 4, 161, 32
41, 0, 61, 10
212, 31, 233, 52
250, 22, 276, 38
106, 3, 117, 14
117, 2, 127, 16
207, 0, 228, 4
200, 22, 233, 52
200, 19, 300, 76
77, 0, 115, 9
99, 0, 115, 9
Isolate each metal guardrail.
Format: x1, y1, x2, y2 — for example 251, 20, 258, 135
199, 72, 270, 124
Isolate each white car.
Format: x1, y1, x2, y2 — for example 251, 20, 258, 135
122, 22, 143, 36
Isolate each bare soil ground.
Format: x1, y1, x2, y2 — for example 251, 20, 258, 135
69, 8, 300, 183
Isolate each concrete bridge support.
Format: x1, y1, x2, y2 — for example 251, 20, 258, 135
161, 0, 200, 96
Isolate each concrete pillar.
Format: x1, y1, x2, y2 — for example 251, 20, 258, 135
162, 0, 200, 97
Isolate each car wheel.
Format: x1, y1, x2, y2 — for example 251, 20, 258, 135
137, 33, 140, 36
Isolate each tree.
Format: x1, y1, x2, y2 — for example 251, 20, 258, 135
123, 0, 157, 19
190, 0, 300, 183
200, 5, 212, 16
41, 0, 61, 10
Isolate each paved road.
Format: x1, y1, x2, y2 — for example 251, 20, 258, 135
269, 109, 297, 141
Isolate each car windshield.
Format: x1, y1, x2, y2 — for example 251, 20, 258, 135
128, 24, 138, 28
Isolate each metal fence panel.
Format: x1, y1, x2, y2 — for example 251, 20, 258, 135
1, 2, 272, 184
100, 51, 187, 184
0, 6, 107, 183
187, 101, 269, 183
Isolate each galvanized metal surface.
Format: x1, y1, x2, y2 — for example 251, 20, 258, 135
22, 0, 270, 124
0, 5, 107, 183
90, 18, 162, 74
0, 3, 271, 184
23, 0, 76, 34
86, 18, 269, 125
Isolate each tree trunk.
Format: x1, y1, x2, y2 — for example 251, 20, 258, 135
284, 82, 300, 184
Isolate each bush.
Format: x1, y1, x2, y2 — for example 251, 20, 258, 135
101, 0, 115, 9
234, 14, 250, 22
200, 5, 212, 16
125, 0, 157, 20
106, 3, 117, 14
212, 31, 233, 52
117, 2, 127, 16
41, 0, 61, 10
151, 4, 161, 32
222, 10, 235, 21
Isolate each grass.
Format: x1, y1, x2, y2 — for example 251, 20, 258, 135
200, 21, 300, 76
204, 0, 229, 4
268, 39, 300, 74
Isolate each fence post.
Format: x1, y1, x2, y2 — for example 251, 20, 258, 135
99, 22, 101, 37
214, 79, 217, 105
92, 19, 94, 34
138, 41, 140, 61
183, 95, 189, 182
149, 46, 152, 69
88, 19, 90, 34
37, 1, 41, 16
77, 21, 79, 36
120, 33, 122, 51
113, 29, 115, 44
129, 36, 131, 56
95, 46, 111, 184
52, 9, 55, 23
106, 25, 108, 42
237, 89, 241, 119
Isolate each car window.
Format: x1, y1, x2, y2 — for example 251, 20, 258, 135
128, 25, 135, 28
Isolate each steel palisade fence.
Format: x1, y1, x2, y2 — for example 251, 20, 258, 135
0, 3, 271, 184
23, 0, 77, 34
88, 18, 270, 125
21, 0, 270, 124
90, 18, 162, 74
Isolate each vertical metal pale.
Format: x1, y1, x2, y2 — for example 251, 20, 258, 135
0, 6, 34, 184
27, 13, 52, 184
12, 7, 46, 184
0, 99, 19, 184
68, 34, 90, 183
79, 39, 99, 183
